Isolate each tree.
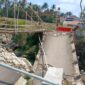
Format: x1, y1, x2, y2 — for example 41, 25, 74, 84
41, 2, 48, 11
0, 0, 3, 8
32, 4, 41, 12
60, 13, 65, 17
65, 12, 72, 17
29, 2, 32, 6
0, 0, 10, 17
51, 4, 56, 11
19, 0, 26, 8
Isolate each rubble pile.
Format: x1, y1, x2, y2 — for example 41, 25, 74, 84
0, 46, 32, 72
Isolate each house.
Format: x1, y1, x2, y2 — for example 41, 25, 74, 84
63, 16, 80, 27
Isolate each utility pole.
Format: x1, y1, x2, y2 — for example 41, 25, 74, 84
14, 0, 17, 33
56, 7, 61, 27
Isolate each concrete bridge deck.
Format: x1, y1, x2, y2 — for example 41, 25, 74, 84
25, 31, 82, 85
43, 32, 75, 75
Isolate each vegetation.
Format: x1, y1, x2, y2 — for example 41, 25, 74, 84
75, 30, 85, 71
0, 0, 56, 23
12, 32, 43, 64
0, 0, 72, 23
0, 0, 79, 69
0, 0, 57, 65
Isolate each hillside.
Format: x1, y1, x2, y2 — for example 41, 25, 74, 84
0, 17, 56, 31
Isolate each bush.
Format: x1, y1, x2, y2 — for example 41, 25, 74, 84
12, 32, 43, 64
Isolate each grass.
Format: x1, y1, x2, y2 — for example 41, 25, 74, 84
0, 17, 55, 31
17, 19, 26, 25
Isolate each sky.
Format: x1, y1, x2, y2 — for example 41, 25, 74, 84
28, 0, 85, 17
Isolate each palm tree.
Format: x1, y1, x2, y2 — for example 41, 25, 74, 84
32, 4, 41, 12
19, 0, 26, 8
22, 0, 26, 7
51, 4, 56, 11
65, 12, 72, 17
29, 2, 32, 6
41, 2, 48, 11
60, 13, 65, 17
0, 0, 3, 8
2, 0, 9, 17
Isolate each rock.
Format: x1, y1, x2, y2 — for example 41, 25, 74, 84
0, 46, 33, 72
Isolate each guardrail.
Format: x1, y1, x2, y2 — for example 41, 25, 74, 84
0, 63, 57, 85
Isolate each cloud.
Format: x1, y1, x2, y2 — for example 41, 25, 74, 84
28, 0, 85, 16
56, 0, 84, 16
57, 0, 80, 5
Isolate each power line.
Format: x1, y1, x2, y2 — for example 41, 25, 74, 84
14, 0, 17, 34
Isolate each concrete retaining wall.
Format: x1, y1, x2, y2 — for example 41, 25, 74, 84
69, 33, 83, 85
